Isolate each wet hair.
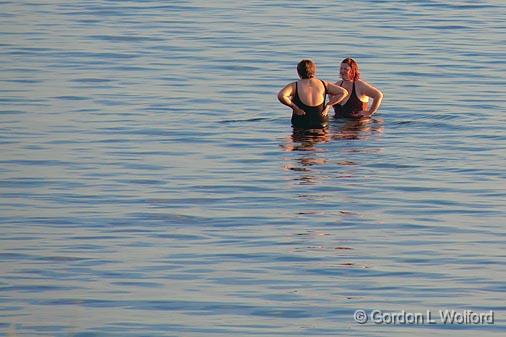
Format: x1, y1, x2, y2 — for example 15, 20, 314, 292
297, 59, 316, 79
341, 57, 360, 80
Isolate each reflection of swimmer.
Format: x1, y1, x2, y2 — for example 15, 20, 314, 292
281, 130, 329, 185
281, 117, 384, 151
330, 58, 383, 119
281, 118, 384, 186
332, 118, 384, 140
281, 128, 331, 152
278, 59, 348, 129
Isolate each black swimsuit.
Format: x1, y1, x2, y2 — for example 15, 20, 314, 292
291, 80, 328, 129
334, 81, 367, 118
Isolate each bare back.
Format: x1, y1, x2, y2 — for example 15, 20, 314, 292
295, 78, 326, 107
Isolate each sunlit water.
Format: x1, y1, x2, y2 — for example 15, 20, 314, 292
1, 1, 505, 336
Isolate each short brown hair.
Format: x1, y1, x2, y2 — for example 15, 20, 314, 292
297, 59, 316, 79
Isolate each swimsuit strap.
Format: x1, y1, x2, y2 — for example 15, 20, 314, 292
295, 80, 326, 104
340, 80, 357, 95
320, 80, 327, 95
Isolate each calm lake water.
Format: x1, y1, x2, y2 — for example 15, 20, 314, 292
1, 1, 505, 336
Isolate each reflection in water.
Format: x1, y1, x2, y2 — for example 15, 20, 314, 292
281, 118, 384, 185
331, 117, 384, 141
281, 128, 328, 184
281, 127, 331, 152
281, 117, 384, 153
280, 119, 385, 265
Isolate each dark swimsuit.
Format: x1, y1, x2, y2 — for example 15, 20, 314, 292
334, 81, 367, 118
291, 80, 328, 129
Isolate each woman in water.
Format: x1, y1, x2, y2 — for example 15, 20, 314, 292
278, 59, 348, 129
331, 57, 383, 118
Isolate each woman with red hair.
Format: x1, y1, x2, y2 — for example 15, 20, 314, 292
332, 58, 383, 118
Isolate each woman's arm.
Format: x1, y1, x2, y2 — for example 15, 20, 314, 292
278, 83, 305, 115
322, 82, 348, 117
325, 82, 348, 107
358, 81, 383, 116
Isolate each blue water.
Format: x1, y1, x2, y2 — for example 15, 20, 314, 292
1, 1, 505, 336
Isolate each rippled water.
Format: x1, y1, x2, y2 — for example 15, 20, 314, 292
1, 1, 505, 336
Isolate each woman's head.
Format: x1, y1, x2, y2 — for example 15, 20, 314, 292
340, 57, 360, 81
297, 59, 316, 79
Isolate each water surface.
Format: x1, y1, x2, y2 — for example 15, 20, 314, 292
1, 1, 505, 336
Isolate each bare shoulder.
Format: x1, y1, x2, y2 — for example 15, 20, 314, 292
325, 81, 347, 95
278, 81, 297, 96
284, 81, 297, 91
356, 79, 372, 88
326, 80, 341, 88
356, 79, 382, 96
322, 80, 334, 87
